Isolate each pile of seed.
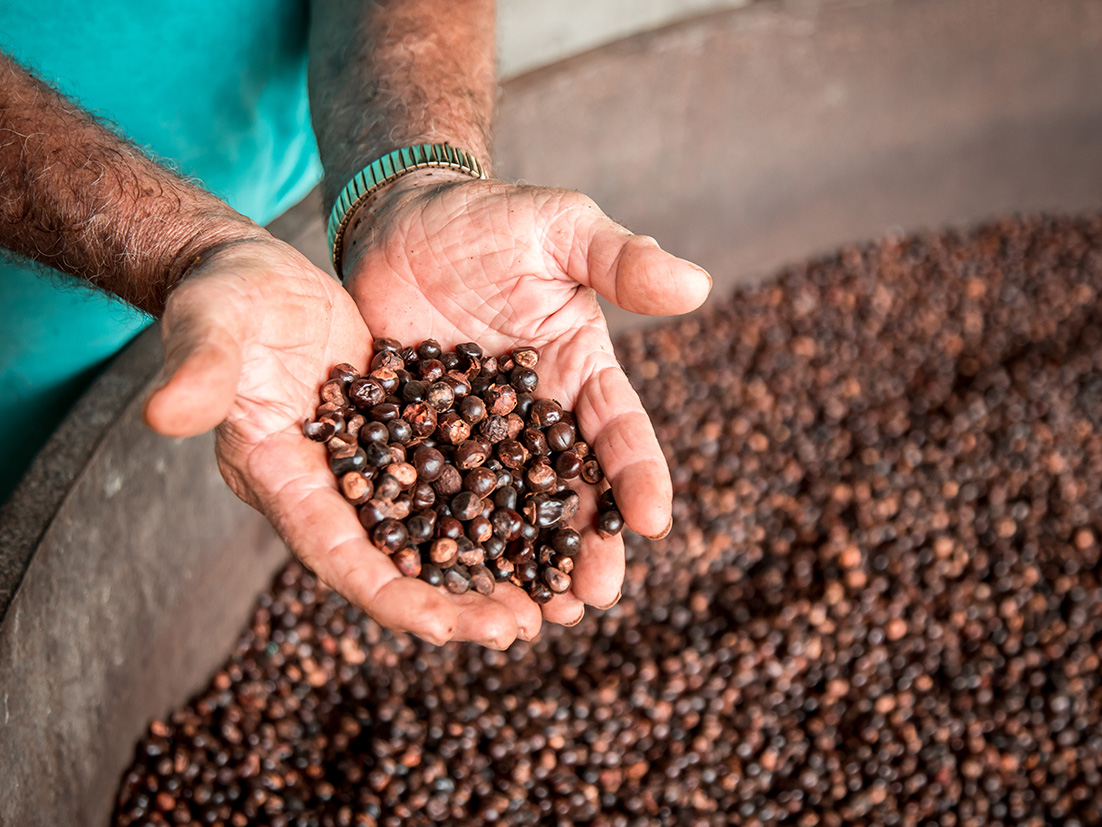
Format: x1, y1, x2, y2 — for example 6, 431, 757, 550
303, 340, 621, 602
116, 214, 1102, 826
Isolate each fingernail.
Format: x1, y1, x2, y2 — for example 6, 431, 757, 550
646, 517, 674, 540
564, 607, 586, 627
595, 590, 622, 611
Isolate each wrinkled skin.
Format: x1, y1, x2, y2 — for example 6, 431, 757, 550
142, 177, 711, 649
342, 175, 712, 642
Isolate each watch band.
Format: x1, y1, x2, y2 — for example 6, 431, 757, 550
326, 142, 488, 277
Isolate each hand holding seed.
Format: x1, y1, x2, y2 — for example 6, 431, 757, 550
140, 236, 466, 647
339, 175, 713, 636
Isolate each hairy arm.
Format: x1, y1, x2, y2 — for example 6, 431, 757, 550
307, 0, 495, 236
0, 51, 262, 314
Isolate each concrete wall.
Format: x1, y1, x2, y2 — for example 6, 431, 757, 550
497, 0, 751, 78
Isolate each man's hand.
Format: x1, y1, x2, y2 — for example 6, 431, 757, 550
141, 235, 525, 647
341, 175, 713, 628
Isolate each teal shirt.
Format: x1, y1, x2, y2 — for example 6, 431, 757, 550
0, 0, 323, 503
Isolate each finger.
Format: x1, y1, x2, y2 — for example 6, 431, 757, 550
547, 195, 712, 316
245, 432, 458, 645
574, 362, 673, 539
143, 282, 245, 437
540, 591, 586, 626
568, 525, 626, 610
485, 582, 544, 641
449, 592, 520, 649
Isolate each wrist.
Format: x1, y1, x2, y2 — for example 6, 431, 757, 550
328, 143, 489, 277
156, 214, 269, 313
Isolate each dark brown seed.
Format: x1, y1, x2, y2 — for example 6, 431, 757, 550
344, 413, 366, 439
490, 557, 514, 581
457, 542, 485, 568
492, 485, 518, 511
425, 380, 455, 412
329, 448, 367, 477
545, 421, 576, 452
504, 413, 526, 439
384, 462, 418, 490
467, 516, 493, 544
369, 367, 399, 394
402, 379, 427, 403
510, 366, 539, 393
456, 342, 483, 360
373, 336, 401, 353
387, 418, 413, 444
549, 553, 575, 574
325, 433, 357, 454
469, 564, 495, 596
370, 350, 405, 372
357, 499, 387, 531
596, 509, 624, 538
529, 583, 554, 604
454, 440, 489, 470
484, 384, 518, 416
482, 536, 505, 560
490, 508, 523, 542
429, 538, 458, 567
525, 460, 557, 493
411, 481, 436, 510
368, 402, 400, 423
597, 487, 617, 513
418, 359, 446, 383
522, 494, 565, 528
348, 377, 386, 409
515, 558, 539, 582
412, 445, 446, 482
419, 563, 444, 587
303, 418, 336, 442
358, 420, 389, 446
497, 439, 527, 471
434, 514, 462, 539
329, 362, 360, 385
432, 465, 463, 498
320, 379, 349, 406
551, 527, 582, 557
581, 458, 604, 484
512, 346, 539, 369
450, 491, 483, 522
406, 513, 435, 545
478, 414, 509, 444
403, 402, 437, 438
521, 427, 550, 456
416, 338, 442, 360
557, 490, 582, 522
444, 371, 471, 398
479, 355, 499, 377
554, 450, 583, 479
458, 395, 487, 424
392, 548, 421, 578
363, 441, 392, 469
340, 472, 373, 505
572, 440, 591, 458
463, 467, 498, 498
371, 519, 408, 552
444, 567, 471, 595
542, 566, 571, 594
436, 412, 471, 446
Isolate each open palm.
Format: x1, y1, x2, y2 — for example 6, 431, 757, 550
342, 178, 712, 631
142, 237, 469, 647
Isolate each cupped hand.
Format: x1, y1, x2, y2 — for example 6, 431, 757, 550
142, 234, 512, 647
341, 174, 712, 632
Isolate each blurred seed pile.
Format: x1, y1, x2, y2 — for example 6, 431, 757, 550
115, 215, 1102, 827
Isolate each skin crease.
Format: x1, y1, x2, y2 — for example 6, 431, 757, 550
1, 0, 712, 649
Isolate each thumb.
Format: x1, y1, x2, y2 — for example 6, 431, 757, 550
549, 194, 713, 316
143, 282, 244, 438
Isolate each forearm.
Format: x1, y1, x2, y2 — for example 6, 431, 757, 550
0, 52, 263, 315
307, 0, 496, 210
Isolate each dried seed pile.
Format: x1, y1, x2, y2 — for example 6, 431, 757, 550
116, 215, 1102, 827
303, 339, 621, 602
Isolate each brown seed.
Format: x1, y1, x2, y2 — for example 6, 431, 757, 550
403, 402, 437, 438
469, 564, 495, 596
444, 567, 471, 595
542, 566, 571, 594
412, 445, 446, 482
479, 414, 510, 443
521, 428, 550, 457
484, 384, 518, 417
554, 450, 583, 480
392, 548, 422, 578
505, 413, 526, 439
581, 458, 604, 484
467, 516, 493, 544
384, 462, 418, 490
429, 538, 458, 567
432, 465, 463, 498
320, 379, 349, 406
596, 509, 623, 538
545, 421, 576, 452
526, 460, 557, 493
497, 439, 528, 471
457, 543, 485, 568
340, 472, 374, 505
436, 412, 471, 446
530, 398, 563, 427
348, 377, 386, 409
512, 346, 539, 369
454, 440, 489, 470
